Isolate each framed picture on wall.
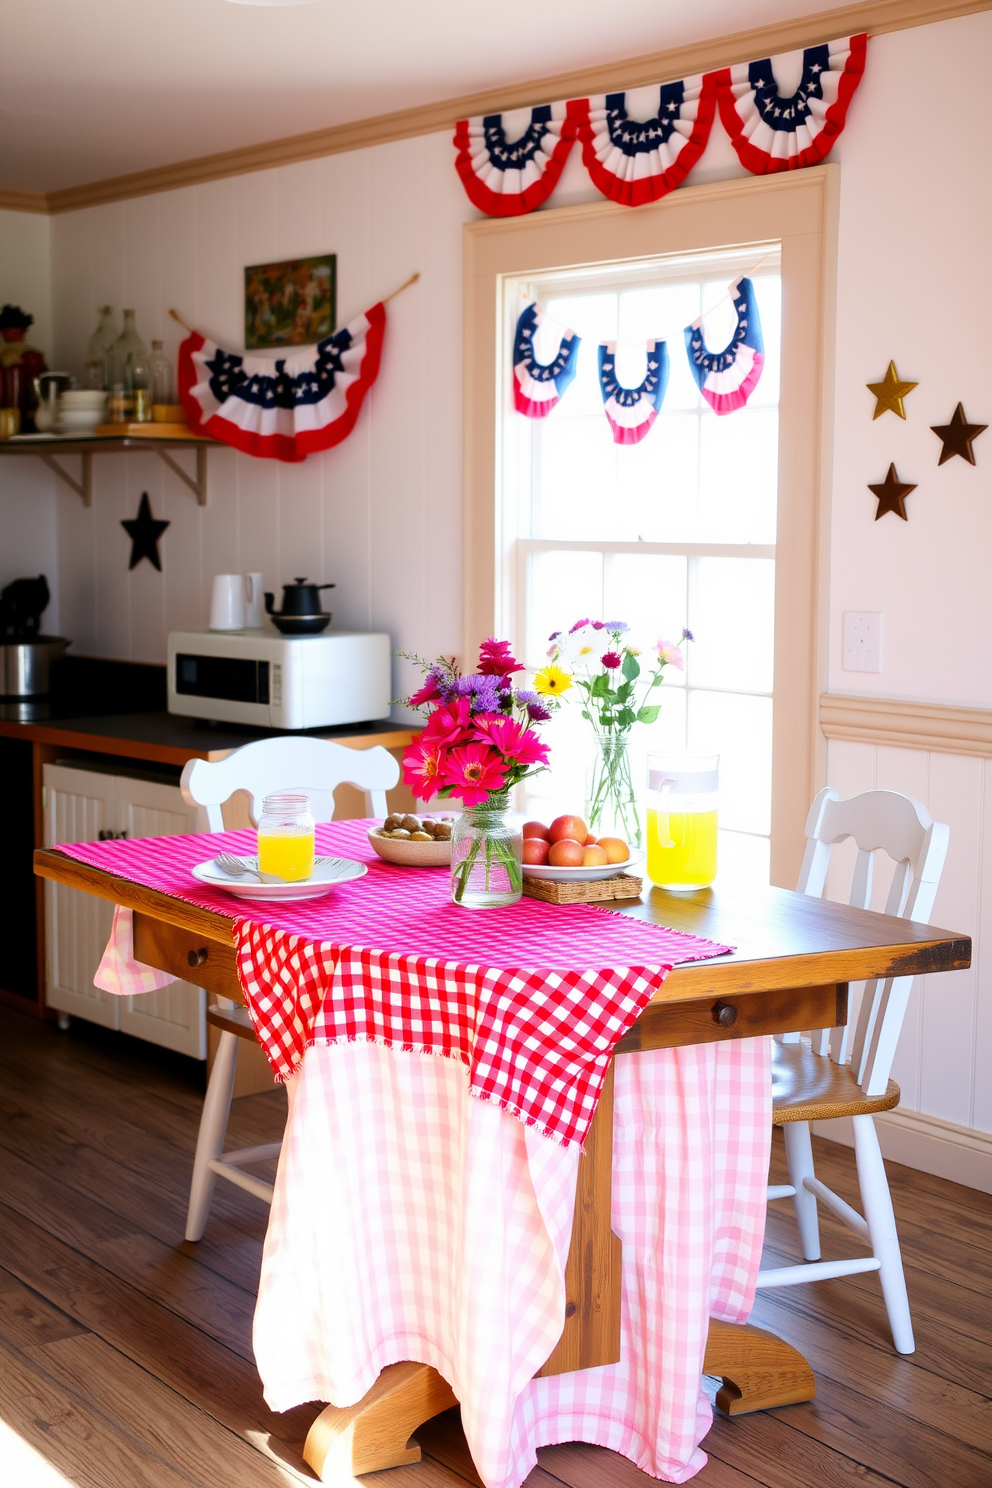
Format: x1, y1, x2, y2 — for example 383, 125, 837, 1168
244, 254, 337, 349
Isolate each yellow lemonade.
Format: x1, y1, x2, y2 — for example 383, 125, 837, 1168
646, 808, 718, 889
257, 830, 315, 882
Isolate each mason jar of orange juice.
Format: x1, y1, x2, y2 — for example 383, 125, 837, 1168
257, 792, 315, 882
645, 753, 719, 890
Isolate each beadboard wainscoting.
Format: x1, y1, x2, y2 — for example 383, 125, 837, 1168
820, 727, 992, 1191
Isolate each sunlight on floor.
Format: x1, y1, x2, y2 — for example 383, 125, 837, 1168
0, 1419, 77, 1487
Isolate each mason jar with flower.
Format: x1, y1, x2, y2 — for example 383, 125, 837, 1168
401, 638, 560, 908
545, 620, 692, 851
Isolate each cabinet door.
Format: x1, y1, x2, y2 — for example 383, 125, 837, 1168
44, 765, 119, 1029
115, 776, 207, 1059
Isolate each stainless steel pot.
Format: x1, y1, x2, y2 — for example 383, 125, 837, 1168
1, 636, 69, 697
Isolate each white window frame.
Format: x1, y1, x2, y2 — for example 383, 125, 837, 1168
463, 168, 837, 886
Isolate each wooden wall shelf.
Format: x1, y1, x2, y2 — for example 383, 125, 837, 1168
0, 432, 221, 507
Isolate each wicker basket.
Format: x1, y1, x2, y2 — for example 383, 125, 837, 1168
522, 873, 643, 904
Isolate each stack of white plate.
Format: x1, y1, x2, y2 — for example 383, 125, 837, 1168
57, 389, 107, 433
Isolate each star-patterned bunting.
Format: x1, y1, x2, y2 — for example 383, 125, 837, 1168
866, 361, 917, 420
121, 491, 170, 570
930, 403, 987, 465
869, 464, 916, 521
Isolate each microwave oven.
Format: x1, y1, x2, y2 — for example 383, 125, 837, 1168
167, 629, 392, 730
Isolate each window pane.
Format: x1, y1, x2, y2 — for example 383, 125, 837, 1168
697, 408, 778, 543
604, 554, 688, 668
716, 830, 770, 888
535, 417, 618, 538
688, 557, 775, 694
749, 275, 781, 408
526, 549, 603, 668
544, 293, 617, 417
617, 282, 701, 413
688, 691, 772, 835
615, 414, 699, 543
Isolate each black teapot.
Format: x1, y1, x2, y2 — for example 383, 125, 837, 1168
264, 577, 336, 635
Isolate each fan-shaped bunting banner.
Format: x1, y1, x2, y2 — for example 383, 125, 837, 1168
454, 103, 581, 217
576, 78, 715, 207
598, 340, 670, 443
684, 277, 764, 416
512, 303, 581, 418
178, 304, 385, 464
714, 34, 866, 173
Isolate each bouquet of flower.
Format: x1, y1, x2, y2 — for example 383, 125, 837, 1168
547, 619, 692, 846
401, 638, 560, 904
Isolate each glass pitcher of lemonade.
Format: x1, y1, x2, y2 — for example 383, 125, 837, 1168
257, 792, 315, 881
645, 753, 719, 890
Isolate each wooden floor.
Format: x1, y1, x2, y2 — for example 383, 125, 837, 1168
2, 1007, 991, 1488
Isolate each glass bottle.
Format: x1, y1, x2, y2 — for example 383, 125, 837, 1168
148, 340, 174, 408
257, 792, 315, 882
586, 729, 641, 850
86, 306, 117, 390
126, 350, 153, 422
110, 309, 147, 390
450, 791, 522, 908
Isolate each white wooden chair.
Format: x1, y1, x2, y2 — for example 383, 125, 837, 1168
756, 787, 950, 1354
179, 736, 399, 1241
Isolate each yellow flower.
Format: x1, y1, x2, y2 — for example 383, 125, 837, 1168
578, 645, 593, 655
534, 664, 573, 696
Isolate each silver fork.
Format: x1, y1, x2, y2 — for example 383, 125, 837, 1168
215, 852, 262, 880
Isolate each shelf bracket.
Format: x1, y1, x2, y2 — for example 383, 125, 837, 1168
155, 445, 208, 506
39, 451, 92, 507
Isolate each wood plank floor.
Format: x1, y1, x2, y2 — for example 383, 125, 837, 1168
2, 1006, 990, 1488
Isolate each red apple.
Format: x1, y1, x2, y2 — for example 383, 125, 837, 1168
522, 837, 550, 865
522, 820, 551, 841
548, 838, 585, 867
549, 814, 588, 844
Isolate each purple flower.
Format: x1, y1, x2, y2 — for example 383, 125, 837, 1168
681, 627, 694, 642
548, 630, 561, 642
602, 620, 629, 634
569, 618, 590, 634
527, 701, 553, 722
514, 689, 538, 705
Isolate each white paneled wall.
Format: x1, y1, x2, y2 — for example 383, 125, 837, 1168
49, 132, 469, 712
825, 739, 991, 1160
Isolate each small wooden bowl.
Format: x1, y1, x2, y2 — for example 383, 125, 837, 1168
368, 827, 452, 868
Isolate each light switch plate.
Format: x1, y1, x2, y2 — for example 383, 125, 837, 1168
843, 611, 881, 672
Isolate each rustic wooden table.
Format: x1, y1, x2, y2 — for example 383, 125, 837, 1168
34, 847, 971, 1481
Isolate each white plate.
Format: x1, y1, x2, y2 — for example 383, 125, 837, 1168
192, 855, 367, 901
522, 852, 644, 883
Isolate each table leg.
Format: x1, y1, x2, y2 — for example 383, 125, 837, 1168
303, 1361, 458, 1480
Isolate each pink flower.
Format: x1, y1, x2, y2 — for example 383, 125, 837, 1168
423, 696, 473, 746
601, 650, 622, 670
401, 738, 447, 801
569, 618, 590, 634
441, 742, 508, 805
473, 714, 550, 767
477, 637, 523, 678
655, 639, 684, 669
408, 674, 443, 709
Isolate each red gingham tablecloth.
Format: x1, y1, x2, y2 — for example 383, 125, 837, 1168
62, 820, 732, 1148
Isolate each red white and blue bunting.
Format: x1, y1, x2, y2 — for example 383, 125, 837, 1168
715, 34, 866, 173
684, 277, 764, 416
513, 303, 581, 417
178, 304, 385, 464
576, 78, 715, 207
454, 103, 581, 217
454, 34, 865, 215
598, 339, 670, 443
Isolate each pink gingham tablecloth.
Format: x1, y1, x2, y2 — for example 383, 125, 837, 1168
256, 1036, 771, 1487
64, 819, 732, 1149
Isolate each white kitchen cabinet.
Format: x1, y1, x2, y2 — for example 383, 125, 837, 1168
44, 763, 207, 1058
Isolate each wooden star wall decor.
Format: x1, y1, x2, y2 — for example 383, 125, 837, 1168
869, 464, 916, 521
867, 361, 917, 420
930, 403, 987, 465
121, 491, 170, 570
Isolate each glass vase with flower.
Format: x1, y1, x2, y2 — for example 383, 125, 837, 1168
401, 638, 560, 909
545, 620, 692, 851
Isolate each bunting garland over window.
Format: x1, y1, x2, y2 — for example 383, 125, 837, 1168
512, 303, 581, 418
598, 340, 670, 444
454, 103, 581, 217
576, 78, 716, 207
684, 277, 764, 416
178, 304, 385, 464
453, 34, 865, 215
715, 34, 866, 173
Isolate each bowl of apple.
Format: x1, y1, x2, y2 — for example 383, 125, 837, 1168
520, 814, 641, 882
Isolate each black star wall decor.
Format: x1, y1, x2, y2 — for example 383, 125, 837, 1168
869, 464, 916, 521
121, 492, 170, 570
930, 403, 987, 465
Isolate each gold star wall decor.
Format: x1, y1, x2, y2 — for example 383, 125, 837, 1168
930, 403, 987, 465
869, 464, 916, 521
866, 361, 918, 420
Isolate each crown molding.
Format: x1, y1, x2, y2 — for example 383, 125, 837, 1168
0, 0, 983, 215
0, 188, 48, 214
820, 692, 992, 757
